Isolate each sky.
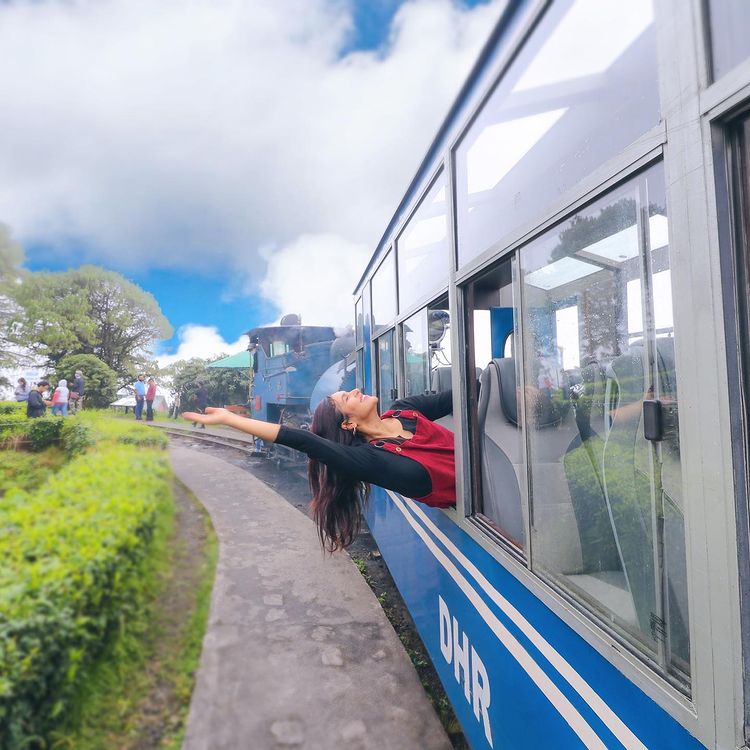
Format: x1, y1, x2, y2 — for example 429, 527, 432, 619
0, 0, 502, 365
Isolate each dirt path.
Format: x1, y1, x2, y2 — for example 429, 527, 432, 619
169, 436, 468, 749
126, 479, 211, 749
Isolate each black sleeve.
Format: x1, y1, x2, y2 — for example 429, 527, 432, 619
390, 390, 453, 422
276, 426, 431, 497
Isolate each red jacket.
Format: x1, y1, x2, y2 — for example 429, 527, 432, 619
146, 383, 157, 400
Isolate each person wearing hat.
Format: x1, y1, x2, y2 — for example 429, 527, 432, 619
70, 369, 85, 413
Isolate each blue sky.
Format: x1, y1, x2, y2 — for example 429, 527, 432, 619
3, 0, 498, 363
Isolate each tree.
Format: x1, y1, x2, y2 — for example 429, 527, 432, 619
165, 357, 249, 409
0, 223, 25, 368
55, 354, 118, 409
6, 266, 172, 380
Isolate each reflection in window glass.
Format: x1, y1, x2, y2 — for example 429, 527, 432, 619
402, 311, 430, 397
455, 0, 658, 267
377, 330, 397, 410
520, 163, 689, 685
355, 297, 363, 347
356, 349, 364, 390
371, 252, 398, 337
708, 0, 750, 80
465, 259, 526, 549
401, 301, 452, 398
397, 173, 450, 311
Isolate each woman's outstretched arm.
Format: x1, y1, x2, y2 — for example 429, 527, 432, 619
182, 407, 281, 443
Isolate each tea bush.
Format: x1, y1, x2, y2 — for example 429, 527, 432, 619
0, 446, 172, 748
27, 417, 63, 451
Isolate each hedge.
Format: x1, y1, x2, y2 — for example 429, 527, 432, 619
0, 402, 26, 416
0, 445, 172, 748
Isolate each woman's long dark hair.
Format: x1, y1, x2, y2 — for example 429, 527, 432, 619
308, 397, 370, 553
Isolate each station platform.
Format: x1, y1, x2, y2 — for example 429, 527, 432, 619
170, 446, 451, 750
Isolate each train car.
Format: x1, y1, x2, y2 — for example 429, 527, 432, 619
352, 2, 750, 748
247, 316, 354, 455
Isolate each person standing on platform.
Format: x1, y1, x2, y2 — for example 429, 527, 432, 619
145, 377, 157, 422
26, 381, 50, 418
70, 369, 85, 414
192, 381, 208, 429
170, 390, 181, 419
134, 374, 146, 420
14, 377, 29, 402
51, 379, 69, 417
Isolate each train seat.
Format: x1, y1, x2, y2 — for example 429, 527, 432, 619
477, 358, 525, 546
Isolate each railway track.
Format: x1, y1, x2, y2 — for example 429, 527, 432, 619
151, 422, 309, 479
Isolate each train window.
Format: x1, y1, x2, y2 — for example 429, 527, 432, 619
355, 349, 364, 391
376, 330, 397, 411
396, 172, 450, 312
371, 251, 398, 337
519, 163, 690, 685
706, 0, 750, 80
400, 298, 452, 399
454, 0, 658, 268
355, 297, 363, 347
464, 257, 526, 550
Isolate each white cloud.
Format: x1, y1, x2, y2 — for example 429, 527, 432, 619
260, 233, 370, 327
0, 0, 502, 324
156, 324, 247, 368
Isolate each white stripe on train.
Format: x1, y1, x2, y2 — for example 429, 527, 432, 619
388, 492, 609, 750
390, 491, 648, 750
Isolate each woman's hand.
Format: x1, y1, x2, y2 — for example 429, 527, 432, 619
182, 407, 230, 426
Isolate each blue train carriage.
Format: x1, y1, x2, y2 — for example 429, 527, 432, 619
246, 316, 355, 455
352, 1, 750, 748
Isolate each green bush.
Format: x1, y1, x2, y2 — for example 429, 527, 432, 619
0, 446, 172, 748
60, 420, 94, 458
0, 449, 67, 495
0, 414, 28, 444
78, 413, 169, 450
0, 402, 26, 416
27, 417, 63, 451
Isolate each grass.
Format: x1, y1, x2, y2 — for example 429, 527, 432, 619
161, 495, 219, 749
49, 481, 218, 750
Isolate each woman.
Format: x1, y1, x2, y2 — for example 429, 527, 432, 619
51, 379, 70, 417
14, 377, 29, 402
184, 388, 455, 551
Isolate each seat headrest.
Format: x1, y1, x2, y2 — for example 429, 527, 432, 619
493, 358, 518, 426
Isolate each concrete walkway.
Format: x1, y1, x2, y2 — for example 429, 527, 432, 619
171, 446, 451, 750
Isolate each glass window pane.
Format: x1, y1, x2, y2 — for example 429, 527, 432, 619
520, 163, 689, 683
371, 252, 397, 337
455, 0, 658, 267
708, 0, 750, 80
355, 297, 363, 347
356, 349, 364, 391
377, 331, 397, 410
465, 259, 526, 549
397, 173, 450, 311
402, 310, 430, 398
401, 301, 453, 399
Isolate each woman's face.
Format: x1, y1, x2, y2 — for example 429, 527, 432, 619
330, 388, 378, 423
